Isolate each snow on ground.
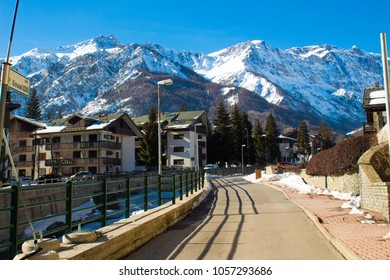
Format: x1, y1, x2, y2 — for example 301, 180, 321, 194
243, 171, 361, 211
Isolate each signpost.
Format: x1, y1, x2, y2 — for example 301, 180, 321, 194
8, 68, 30, 96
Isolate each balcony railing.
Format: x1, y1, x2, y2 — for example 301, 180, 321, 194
46, 157, 121, 166
12, 146, 34, 154
46, 141, 121, 151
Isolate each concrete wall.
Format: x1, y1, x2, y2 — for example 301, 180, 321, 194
300, 171, 361, 195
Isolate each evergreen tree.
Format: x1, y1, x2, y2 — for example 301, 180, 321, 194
230, 104, 244, 164
211, 101, 231, 166
241, 111, 254, 165
297, 121, 310, 162
264, 113, 280, 163
318, 120, 334, 151
24, 88, 42, 120
139, 107, 159, 168
253, 119, 266, 164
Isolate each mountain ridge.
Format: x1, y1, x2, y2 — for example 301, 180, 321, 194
3, 34, 384, 132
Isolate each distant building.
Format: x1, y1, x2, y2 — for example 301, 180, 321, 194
278, 129, 298, 163
363, 83, 387, 134
8, 113, 142, 179
133, 111, 208, 170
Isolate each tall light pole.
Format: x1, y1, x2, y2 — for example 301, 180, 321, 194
157, 79, 173, 176
241, 144, 246, 175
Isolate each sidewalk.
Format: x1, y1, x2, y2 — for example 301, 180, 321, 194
266, 182, 390, 260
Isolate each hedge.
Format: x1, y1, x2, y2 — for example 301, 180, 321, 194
306, 135, 374, 176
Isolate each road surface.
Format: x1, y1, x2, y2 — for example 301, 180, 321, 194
125, 176, 344, 260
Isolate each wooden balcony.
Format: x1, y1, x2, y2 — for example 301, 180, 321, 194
46, 141, 121, 150
45, 157, 121, 166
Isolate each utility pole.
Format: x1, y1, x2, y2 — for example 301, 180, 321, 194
381, 33, 390, 157
0, 0, 20, 148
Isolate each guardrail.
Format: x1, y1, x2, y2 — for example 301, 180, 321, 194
0, 170, 204, 260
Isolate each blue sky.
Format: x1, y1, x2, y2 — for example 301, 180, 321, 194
0, 0, 389, 57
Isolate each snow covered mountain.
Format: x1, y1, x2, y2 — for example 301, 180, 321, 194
4, 35, 384, 132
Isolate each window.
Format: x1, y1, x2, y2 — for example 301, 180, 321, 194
73, 151, 81, 158
173, 134, 184, 140
89, 134, 98, 142
173, 146, 185, 152
18, 169, 26, 177
19, 155, 27, 162
19, 140, 27, 147
73, 135, 81, 142
89, 150, 97, 158
174, 159, 184, 165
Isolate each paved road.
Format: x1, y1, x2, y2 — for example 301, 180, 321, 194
125, 176, 344, 260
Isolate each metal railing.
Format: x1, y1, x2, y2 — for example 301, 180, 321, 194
0, 170, 204, 260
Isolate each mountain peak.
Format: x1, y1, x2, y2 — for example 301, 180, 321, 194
78, 34, 122, 50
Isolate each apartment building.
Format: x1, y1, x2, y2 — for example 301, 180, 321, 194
133, 110, 208, 170
8, 113, 142, 179
165, 111, 208, 169
8, 115, 47, 179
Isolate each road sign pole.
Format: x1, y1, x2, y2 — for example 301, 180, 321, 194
0, 0, 20, 153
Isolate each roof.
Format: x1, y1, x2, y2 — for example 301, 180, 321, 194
133, 111, 207, 130
363, 85, 387, 109
35, 113, 142, 137
10, 115, 46, 129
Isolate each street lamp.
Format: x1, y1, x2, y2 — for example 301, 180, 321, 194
241, 144, 246, 175
157, 79, 173, 176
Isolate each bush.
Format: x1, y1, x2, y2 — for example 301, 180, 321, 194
306, 135, 374, 176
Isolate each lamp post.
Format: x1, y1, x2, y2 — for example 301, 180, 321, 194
157, 79, 173, 176
241, 144, 246, 175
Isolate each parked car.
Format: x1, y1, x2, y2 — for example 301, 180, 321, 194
70, 171, 95, 181
9, 177, 38, 187
38, 173, 69, 183
204, 163, 218, 170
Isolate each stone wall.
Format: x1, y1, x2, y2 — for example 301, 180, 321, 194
358, 142, 390, 222
299, 171, 360, 195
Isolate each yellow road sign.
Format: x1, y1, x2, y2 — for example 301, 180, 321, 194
8, 68, 30, 96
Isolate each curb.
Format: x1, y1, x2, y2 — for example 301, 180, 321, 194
262, 182, 362, 260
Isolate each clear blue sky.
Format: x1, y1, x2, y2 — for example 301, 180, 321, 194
0, 0, 389, 57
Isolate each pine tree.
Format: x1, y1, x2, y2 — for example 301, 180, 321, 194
139, 107, 159, 168
241, 111, 254, 165
211, 101, 231, 165
253, 119, 266, 164
24, 88, 42, 120
230, 104, 244, 164
318, 120, 334, 151
264, 113, 280, 163
297, 121, 310, 162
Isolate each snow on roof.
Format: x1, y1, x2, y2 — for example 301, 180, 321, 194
368, 90, 386, 105
36, 125, 66, 134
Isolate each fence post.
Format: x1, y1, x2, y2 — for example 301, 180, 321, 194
10, 185, 19, 259
102, 179, 108, 227
185, 172, 189, 197
126, 177, 130, 218
66, 181, 73, 232
144, 175, 148, 212
158, 175, 162, 206
172, 174, 176, 205
190, 172, 194, 194
180, 173, 183, 200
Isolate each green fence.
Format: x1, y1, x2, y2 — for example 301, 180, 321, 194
0, 170, 204, 260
